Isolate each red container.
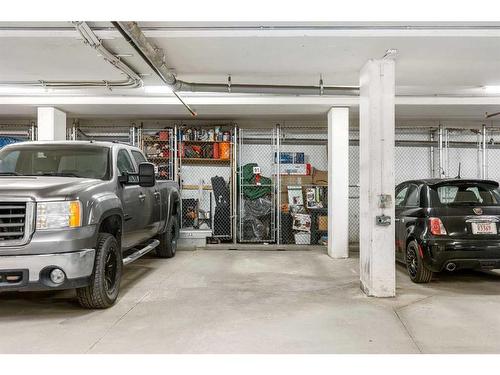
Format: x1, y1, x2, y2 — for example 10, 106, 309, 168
159, 131, 169, 141
213, 142, 220, 159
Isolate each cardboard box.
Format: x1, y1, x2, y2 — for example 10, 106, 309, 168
312, 168, 328, 185
278, 175, 313, 192
274, 152, 305, 164
292, 213, 311, 232
287, 186, 304, 206
279, 163, 311, 175
318, 216, 328, 231
294, 232, 311, 245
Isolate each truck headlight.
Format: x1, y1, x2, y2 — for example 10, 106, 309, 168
36, 200, 82, 230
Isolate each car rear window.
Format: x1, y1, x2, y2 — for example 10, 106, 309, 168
431, 182, 500, 206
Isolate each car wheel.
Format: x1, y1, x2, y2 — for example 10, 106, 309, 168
156, 216, 179, 258
76, 233, 123, 309
406, 240, 433, 283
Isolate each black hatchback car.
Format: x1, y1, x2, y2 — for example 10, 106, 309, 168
395, 178, 500, 283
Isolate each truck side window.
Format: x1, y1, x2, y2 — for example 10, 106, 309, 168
117, 149, 136, 175
131, 150, 147, 165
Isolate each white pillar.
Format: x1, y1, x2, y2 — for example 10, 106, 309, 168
359, 59, 396, 297
328, 107, 349, 258
37, 107, 66, 141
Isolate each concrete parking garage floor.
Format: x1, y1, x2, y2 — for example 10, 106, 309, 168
1, 248, 500, 354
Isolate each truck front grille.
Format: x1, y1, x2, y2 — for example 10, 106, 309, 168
0, 202, 27, 242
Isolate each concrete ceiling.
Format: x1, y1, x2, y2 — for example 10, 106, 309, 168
1, 22, 500, 120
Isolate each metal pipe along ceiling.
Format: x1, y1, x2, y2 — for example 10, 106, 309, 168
113, 21, 359, 96
0, 22, 142, 90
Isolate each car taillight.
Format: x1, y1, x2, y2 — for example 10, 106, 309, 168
429, 217, 447, 235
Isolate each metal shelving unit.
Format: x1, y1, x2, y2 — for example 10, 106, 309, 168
177, 124, 235, 240
140, 127, 176, 181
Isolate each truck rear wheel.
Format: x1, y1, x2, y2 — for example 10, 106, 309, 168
156, 216, 179, 258
77, 233, 123, 309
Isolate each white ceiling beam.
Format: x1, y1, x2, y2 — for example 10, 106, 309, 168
4, 28, 500, 39
0, 95, 359, 106
2, 95, 500, 107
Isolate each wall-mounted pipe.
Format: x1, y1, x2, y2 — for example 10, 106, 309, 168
0, 22, 142, 90
112, 21, 359, 116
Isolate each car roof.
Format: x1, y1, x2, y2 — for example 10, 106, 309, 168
399, 178, 500, 187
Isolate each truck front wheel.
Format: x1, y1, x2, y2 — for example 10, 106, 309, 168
77, 233, 123, 309
156, 216, 179, 258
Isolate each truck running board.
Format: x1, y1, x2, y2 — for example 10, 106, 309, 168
122, 239, 160, 266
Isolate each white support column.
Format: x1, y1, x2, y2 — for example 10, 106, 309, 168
328, 107, 349, 258
37, 107, 67, 141
359, 59, 396, 297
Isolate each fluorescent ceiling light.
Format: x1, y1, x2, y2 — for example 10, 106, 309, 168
483, 86, 500, 93
144, 85, 173, 94
0, 86, 51, 95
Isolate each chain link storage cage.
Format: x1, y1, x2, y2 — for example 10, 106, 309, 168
139, 126, 176, 181
277, 125, 328, 246
442, 128, 482, 179
349, 129, 360, 244
0, 122, 37, 146
485, 127, 500, 182
67, 123, 137, 145
348, 127, 439, 244
238, 127, 277, 243
394, 127, 438, 183
178, 123, 234, 240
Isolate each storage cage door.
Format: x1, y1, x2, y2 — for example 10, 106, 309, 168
238, 127, 277, 243
178, 124, 233, 241
278, 125, 328, 246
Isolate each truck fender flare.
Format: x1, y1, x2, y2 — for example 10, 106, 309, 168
86, 192, 123, 226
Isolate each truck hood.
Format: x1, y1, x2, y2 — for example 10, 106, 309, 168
0, 176, 106, 200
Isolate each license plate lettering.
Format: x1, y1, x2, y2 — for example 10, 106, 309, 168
471, 222, 497, 235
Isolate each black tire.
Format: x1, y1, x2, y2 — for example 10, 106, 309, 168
77, 233, 123, 309
156, 216, 179, 258
406, 240, 433, 283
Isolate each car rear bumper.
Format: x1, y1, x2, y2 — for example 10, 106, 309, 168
423, 238, 500, 272
0, 249, 95, 292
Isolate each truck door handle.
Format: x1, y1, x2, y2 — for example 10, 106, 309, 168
138, 193, 146, 201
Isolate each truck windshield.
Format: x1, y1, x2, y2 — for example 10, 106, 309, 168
0, 145, 110, 180
430, 182, 500, 206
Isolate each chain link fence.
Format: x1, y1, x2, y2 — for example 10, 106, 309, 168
67, 123, 137, 145
178, 124, 234, 240
0, 122, 37, 145
238, 127, 277, 243
277, 126, 328, 246
443, 128, 482, 179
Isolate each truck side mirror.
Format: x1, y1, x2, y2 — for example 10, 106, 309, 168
138, 162, 156, 187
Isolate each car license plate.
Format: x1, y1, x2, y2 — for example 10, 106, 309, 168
471, 222, 497, 235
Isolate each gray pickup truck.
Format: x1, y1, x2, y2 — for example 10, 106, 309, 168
0, 141, 180, 308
